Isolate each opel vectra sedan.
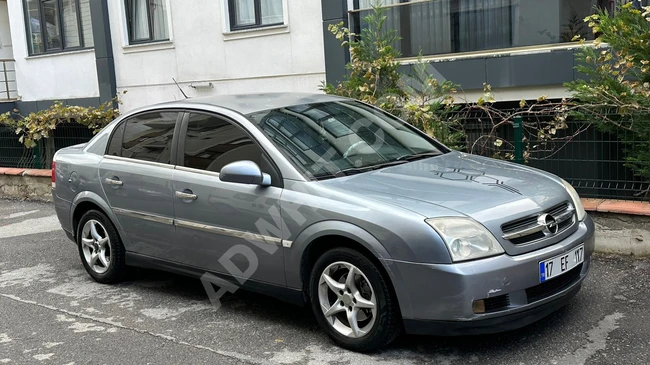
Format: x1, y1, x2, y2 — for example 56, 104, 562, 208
53, 93, 594, 351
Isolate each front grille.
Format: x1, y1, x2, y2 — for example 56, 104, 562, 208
526, 264, 583, 303
501, 202, 574, 245
484, 294, 510, 313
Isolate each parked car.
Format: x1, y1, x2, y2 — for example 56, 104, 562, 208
52, 93, 594, 352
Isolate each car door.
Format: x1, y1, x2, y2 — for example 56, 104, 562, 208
99, 110, 182, 258
171, 111, 286, 286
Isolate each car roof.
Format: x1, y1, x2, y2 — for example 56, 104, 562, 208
160, 92, 350, 115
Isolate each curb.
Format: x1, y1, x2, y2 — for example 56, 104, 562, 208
583, 198, 650, 216
0, 167, 52, 178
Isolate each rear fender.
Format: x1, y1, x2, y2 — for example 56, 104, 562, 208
70, 191, 131, 249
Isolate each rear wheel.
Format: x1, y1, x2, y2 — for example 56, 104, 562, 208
309, 248, 400, 352
76, 210, 127, 284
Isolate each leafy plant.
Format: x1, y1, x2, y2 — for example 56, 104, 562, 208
566, 3, 650, 182
322, 4, 596, 163
321, 6, 464, 148
0, 94, 123, 168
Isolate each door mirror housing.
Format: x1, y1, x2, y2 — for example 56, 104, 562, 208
219, 160, 271, 186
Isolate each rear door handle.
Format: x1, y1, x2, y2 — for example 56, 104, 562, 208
104, 178, 123, 186
175, 190, 198, 201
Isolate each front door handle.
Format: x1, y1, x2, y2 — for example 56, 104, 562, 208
175, 190, 198, 201
104, 177, 123, 186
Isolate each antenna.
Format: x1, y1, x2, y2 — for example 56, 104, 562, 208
172, 78, 188, 99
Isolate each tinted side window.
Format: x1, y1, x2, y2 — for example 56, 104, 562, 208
107, 122, 125, 156
121, 112, 178, 164
183, 113, 263, 173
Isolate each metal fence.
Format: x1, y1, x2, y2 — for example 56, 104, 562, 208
455, 111, 650, 201
0, 110, 648, 201
0, 123, 94, 170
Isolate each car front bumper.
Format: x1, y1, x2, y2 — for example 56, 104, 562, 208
391, 215, 595, 336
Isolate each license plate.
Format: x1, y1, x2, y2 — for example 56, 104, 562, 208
539, 245, 584, 283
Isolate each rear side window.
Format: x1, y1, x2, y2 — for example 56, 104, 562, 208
120, 111, 178, 164
183, 113, 263, 172
106, 123, 125, 156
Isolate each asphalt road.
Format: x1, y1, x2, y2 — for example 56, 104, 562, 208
1, 199, 649, 365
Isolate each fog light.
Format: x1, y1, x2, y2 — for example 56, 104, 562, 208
473, 300, 485, 314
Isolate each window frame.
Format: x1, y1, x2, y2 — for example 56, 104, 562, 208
124, 0, 171, 45
176, 110, 284, 188
22, 0, 93, 56
226, 0, 285, 32
105, 109, 184, 166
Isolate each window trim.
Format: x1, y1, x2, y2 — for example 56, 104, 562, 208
122, 0, 173, 46
223, 0, 288, 33
104, 109, 185, 166
22, 0, 94, 56
176, 110, 284, 188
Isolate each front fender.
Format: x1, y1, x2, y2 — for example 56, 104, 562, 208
284, 220, 414, 318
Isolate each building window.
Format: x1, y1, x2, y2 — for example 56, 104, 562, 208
227, 0, 284, 31
23, 0, 94, 55
125, 0, 170, 44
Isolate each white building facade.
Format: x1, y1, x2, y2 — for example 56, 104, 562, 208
107, 0, 326, 111
0, 0, 327, 113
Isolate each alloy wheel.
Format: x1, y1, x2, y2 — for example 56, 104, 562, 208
318, 261, 377, 339
80, 220, 111, 274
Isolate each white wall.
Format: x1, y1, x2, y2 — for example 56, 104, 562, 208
5, 0, 99, 101
0, 0, 13, 60
108, 0, 327, 112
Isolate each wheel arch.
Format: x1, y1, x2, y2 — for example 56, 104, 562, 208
286, 220, 413, 319
70, 192, 123, 244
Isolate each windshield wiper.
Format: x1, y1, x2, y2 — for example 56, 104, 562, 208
395, 151, 442, 162
336, 160, 408, 176
312, 160, 410, 180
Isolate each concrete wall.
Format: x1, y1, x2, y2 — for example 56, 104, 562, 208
5, 0, 100, 102
0, 169, 53, 202
0, 0, 13, 60
107, 0, 327, 112
591, 212, 650, 257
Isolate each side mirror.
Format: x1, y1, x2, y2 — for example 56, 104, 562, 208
219, 160, 271, 186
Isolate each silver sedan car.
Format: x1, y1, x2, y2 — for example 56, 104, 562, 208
53, 93, 594, 352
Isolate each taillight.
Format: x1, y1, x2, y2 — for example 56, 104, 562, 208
52, 161, 56, 189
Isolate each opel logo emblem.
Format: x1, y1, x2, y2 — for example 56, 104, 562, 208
538, 214, 559, 235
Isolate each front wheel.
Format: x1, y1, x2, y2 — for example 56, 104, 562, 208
309, 248, 400, 352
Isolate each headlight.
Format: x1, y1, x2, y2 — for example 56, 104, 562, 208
426, 217, 504, 262
562, 180, 586, 221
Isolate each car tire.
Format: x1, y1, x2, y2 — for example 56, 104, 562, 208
309, 248, 400, 352
76, 210, 128, 284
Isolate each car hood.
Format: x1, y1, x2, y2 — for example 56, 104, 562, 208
319, 151, 570, 223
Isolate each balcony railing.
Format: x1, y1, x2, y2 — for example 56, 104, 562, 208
350, 0, 650, 59
0, 59, 17, 101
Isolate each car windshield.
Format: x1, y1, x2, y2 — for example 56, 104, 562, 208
247, 100, 447, 180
